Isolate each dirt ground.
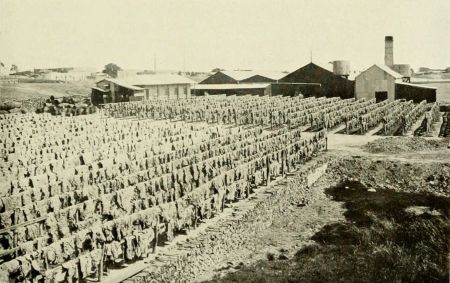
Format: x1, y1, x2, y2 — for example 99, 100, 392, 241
0, 81, 91, 111
195, 176, 345, 282
117, 133, 449, 283
0, 81, 91, 100
193, 134, 450, 282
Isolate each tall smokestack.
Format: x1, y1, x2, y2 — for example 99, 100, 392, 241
385, 36, 394, 66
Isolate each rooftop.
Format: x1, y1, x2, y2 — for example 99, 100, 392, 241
193, 83, 270, 90
220, 70, 287, 81
98, 74, 195, 90
356, 64, 403, 79
396, 82, 437, 89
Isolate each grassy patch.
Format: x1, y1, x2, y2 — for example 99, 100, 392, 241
207, 181, 450, 283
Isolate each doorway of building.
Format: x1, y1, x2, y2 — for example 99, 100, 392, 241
375, 91, 388, 102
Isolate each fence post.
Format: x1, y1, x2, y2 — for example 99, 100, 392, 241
153, 217, 159, 254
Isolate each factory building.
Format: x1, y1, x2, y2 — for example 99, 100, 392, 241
395, 82, 437, 103
199, 70, 286, 84
192, 83, 271, 96
277, 62, 354, 98
355, 36, 436, 102
196, 65, 347, 97
91, 74, 195, 105
355, 64, 402, 101
195, 70, 286, 96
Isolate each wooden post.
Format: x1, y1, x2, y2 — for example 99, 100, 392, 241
13, 232, 18, 257
153, 217, 159, 254
246, 181, 250, 197
221, 195, 225, 212
194, 205, 198, 228
44, 254, 49, 270
98, 246, 105, 282
284, 150, 288, 175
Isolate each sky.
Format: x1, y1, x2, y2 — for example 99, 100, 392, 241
0, 0, 449, 73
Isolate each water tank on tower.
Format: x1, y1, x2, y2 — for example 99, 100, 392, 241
330, 60, 350, 76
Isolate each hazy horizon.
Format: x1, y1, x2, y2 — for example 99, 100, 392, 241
1, 0, 449, 73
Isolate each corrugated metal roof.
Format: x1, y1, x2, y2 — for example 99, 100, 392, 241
221, 71, 257, 81
91, 87, 108, 92
97, 74, 195, 90
396, 82, 437, 89
120, 74, 195, 86
376, 64, 403, 79
220, 70, 287, 81
193, 83, 270, 90
249, 71, 288, 80
356, 64, 403, 79
97, 79, 144, 91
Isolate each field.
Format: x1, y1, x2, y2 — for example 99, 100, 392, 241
0, 80, 91, 103
0, 96, 449, 283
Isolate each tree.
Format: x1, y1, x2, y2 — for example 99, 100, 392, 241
10, 64, 18, 73
102, 63, 122, 78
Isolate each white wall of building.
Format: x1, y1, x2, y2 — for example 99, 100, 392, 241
355, 66, 397, 101
43, 71, 89, 81
141, 84, 191, 100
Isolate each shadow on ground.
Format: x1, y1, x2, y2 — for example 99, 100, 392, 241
206, 181, 450, 283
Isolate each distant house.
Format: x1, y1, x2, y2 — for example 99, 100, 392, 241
42, 71, 89, 81
355, 64, 436, 102
91, 74, 195, 104
88, 72, 108, 80
33, 67, 96, 81
116, 69, 141, 79
34, 67, 74, 74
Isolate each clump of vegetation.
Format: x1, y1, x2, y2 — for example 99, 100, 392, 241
209, 181, 450, 283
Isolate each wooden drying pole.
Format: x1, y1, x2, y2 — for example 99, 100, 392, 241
152, 217, 159, 254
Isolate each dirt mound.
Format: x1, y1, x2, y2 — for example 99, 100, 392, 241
328, 157, 450, 196
363, 137, 445, 153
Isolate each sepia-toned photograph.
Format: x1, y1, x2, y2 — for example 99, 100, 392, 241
0, 0, 449, 282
